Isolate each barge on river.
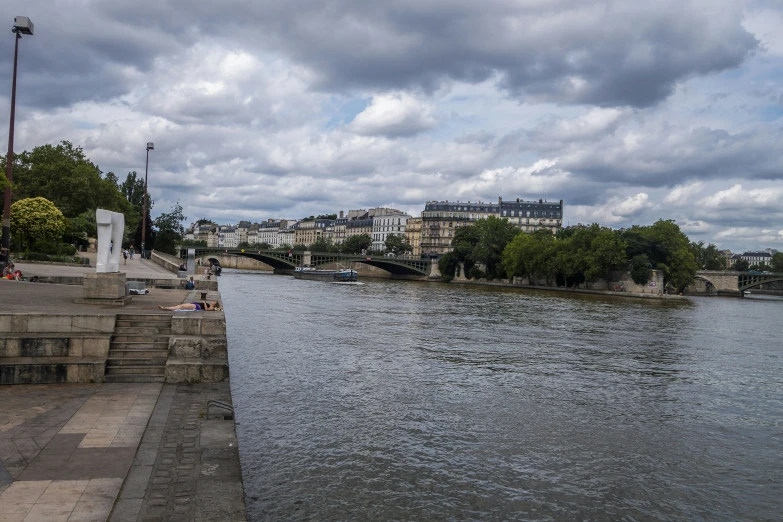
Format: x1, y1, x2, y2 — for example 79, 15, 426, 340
294, 267, 358, 282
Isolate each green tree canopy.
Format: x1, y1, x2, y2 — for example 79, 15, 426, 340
734, 259, 750, 272
771, 253, 783, 272
384, 234, 412, 255
691, 241, 725, 270
4, 141, 131, 219
341, 234, 372, 254
10, 197, 66, 251
153, 202, 186, 255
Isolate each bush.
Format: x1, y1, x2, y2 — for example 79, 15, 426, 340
468, 266, 485, 280
32, 240, 76, 256
17, 252, 81, 264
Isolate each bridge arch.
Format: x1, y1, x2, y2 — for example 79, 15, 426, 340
738, 275, 783, 292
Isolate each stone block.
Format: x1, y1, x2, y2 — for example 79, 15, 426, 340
165, 362, 189, 383
0, 315, 28, 333
200, 318, 226, 336
69, 338, 84, 357
21, 338, 70, 357
83, 272, 127, 299
67, 365, 80, 382
202, 338, 227, 358
72, 315, 116, 333
201, 363, 228, 383
169, 337, 202, 358
82, 337, 110, 358
26, 315, 73, 333
171, 317, 201, 336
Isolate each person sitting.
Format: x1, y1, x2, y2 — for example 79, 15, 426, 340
12, 270, 22, 281
2, 265, 11, 278
184, 277, 195, 290
158, 301, 221, 312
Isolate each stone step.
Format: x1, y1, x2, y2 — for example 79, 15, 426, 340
113, 326, 171, 336
116, 314, 172, 322
110, 341, 169, 350
115, 320, 173, 328
109, 349, 169, 359
104, 374, 166, 383
107, 357, 167, 366
112, 335, 170, 343
106, 365, 165, 375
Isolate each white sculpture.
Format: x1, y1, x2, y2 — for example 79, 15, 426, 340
96, 209, 125, 273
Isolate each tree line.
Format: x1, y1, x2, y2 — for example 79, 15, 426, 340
0, 141, 187, 256
438, 217, 717, 292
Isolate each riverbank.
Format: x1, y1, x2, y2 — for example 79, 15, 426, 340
0, 255, 247, 520
451, 278, 687, 300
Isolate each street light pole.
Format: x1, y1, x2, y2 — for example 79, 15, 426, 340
2, 17, 33, 270
140, 142, 154, 259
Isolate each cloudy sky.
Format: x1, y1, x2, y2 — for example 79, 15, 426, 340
2, 0, 782, 251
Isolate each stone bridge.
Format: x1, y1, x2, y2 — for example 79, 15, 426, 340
695, 270, 783, 296
182, 248, 440, 279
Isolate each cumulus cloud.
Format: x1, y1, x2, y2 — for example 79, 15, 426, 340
348, 93, 437, 137
0, 0, 781, 253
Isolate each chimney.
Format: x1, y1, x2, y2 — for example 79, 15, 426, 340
539, 199, 543, 204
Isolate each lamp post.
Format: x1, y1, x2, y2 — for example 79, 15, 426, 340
140, 141, 154, 259
1, 16, 34, 269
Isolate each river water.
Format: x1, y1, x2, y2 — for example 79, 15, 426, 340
221, 270, 782, 521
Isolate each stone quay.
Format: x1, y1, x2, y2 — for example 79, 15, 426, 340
0, 251, 247, 521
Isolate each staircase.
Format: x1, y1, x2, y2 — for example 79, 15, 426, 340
104, 314, 172, 383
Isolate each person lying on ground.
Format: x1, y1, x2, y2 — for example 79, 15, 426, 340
158, 301, 221, 311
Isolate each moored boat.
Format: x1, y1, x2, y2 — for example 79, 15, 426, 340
293, 267, 358, 282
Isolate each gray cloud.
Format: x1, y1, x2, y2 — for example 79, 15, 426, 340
2, 0, 758, 112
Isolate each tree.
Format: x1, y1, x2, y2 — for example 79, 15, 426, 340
153, 202, 186, 255
311, 237, 338, 252
691, 241, 725, 270
341, 234, 372, 254
384, 234, 412, 255
5, 141, 131, 219
771, 253, 783, 273
584, 229, 627, 283
625, 220, 698, 291
734, 259, 750, 272
10, 197, 66, 251
630, 254, 651, 285
438, 251, 460, 282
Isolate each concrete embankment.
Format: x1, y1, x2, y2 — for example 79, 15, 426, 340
450, 279, 687, 300
0, 255, 248, 520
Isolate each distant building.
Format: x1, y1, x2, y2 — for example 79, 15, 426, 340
741, 251, 773, 265
419, 197, 563, 256
372, 209, 409, 252
405, 217, 422, 258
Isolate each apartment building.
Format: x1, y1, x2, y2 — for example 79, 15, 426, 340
419, 197, 564, 256
295, 219, 334, 247
372, 210, 410, 252
405, 217, 422, 258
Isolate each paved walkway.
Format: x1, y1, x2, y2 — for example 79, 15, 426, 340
11, 254, 177, 280
0, 383, 161, 521
0, 383, 246, 522
110, 383, 245, 522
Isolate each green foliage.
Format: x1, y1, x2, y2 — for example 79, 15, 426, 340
310, 237, 339, 252
438, 252, 459, 282
341, 234, 372, 254
691, 241, 725, 270
154, 229, 179, 255
10, 197, 66, 251
630, 254, 651, 285
503, 224, 626, 287
7, 141, 132, 219
448, 216, 519, 279
31, 240, 77, 256
622, 220, 699, 291
68, 210, 97, 239
195, 218, 213, 226
316, 214, 337, 220
17, 252, 82, 263
292, 243, 308, 252
748, 263, 768, 271
734, 259, 750, 272
468, 266, 485, 280
180, 239, 207, 247
384, 234, 412, 255
771, 253, 783, 272
154, 202, 186, 235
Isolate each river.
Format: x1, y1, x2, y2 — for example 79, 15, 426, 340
221, 270, 782, 521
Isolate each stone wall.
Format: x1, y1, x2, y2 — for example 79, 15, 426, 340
198, 254, 274, 271
0, 314, 114, 384
166, 313, 229, 383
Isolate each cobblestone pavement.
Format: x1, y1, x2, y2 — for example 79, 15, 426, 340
110, 383, 246, 522
0, 383, 162, 521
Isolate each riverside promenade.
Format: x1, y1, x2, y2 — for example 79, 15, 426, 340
0, 255, 247, 521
